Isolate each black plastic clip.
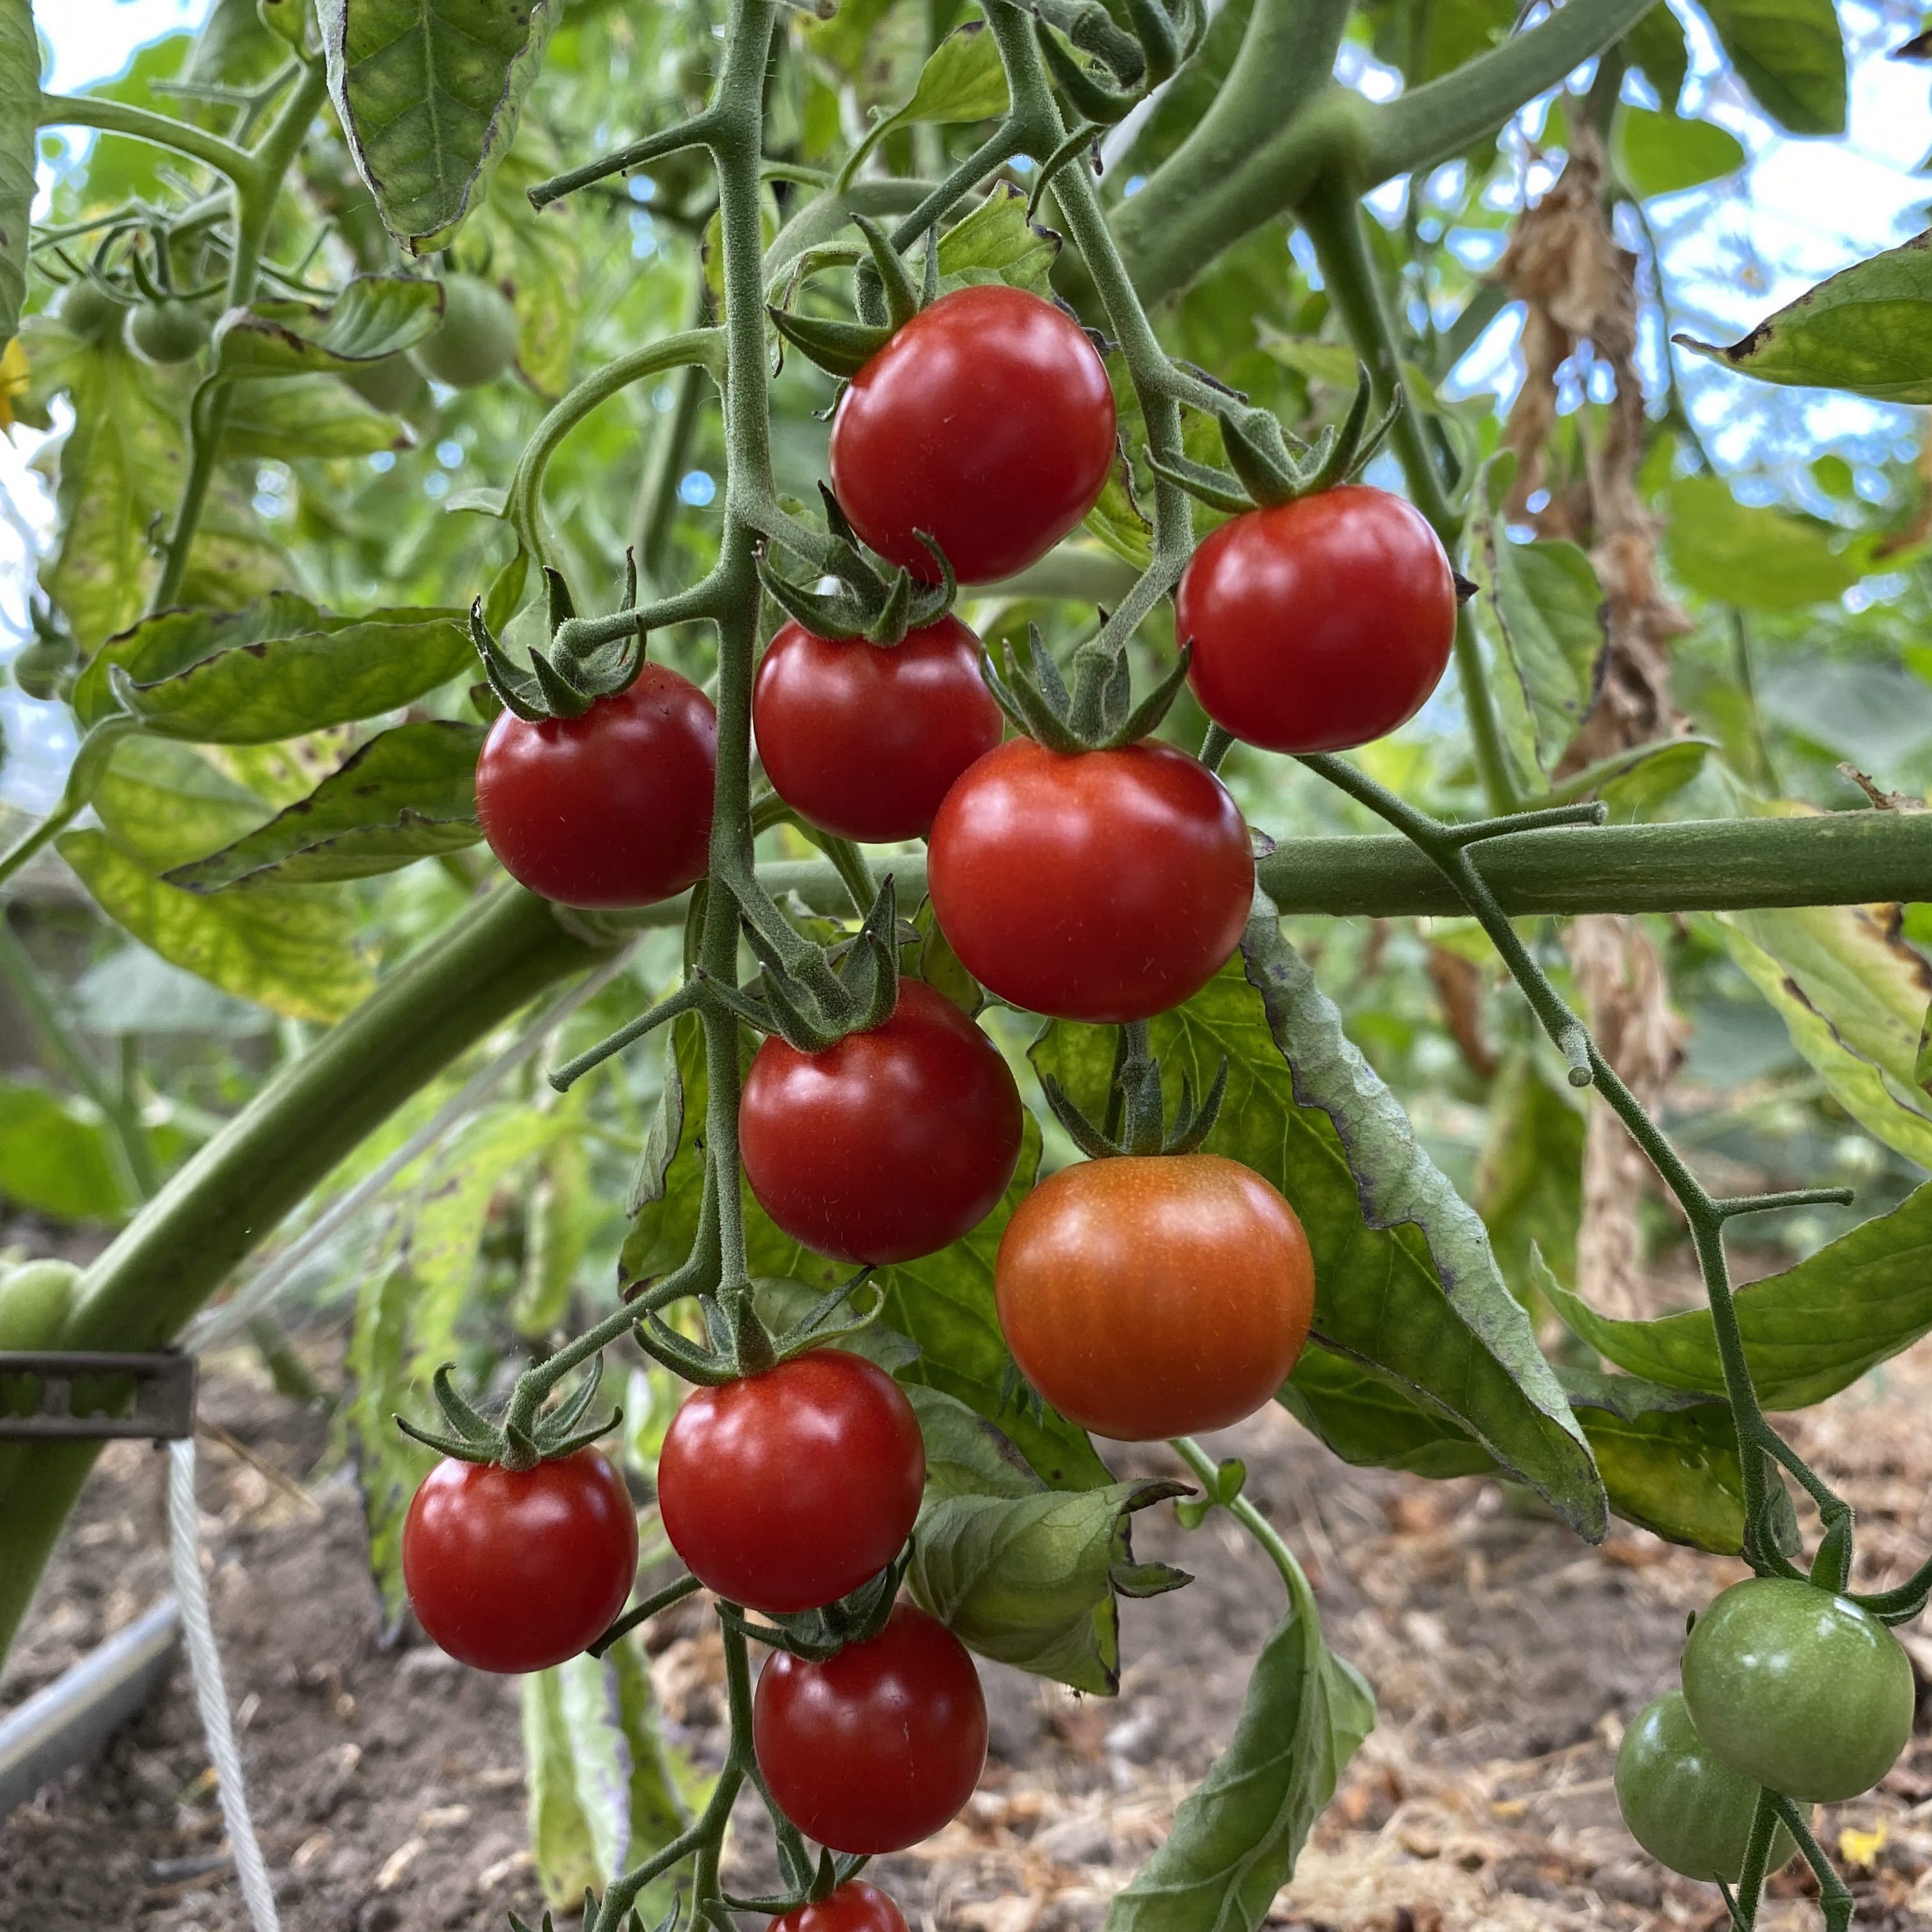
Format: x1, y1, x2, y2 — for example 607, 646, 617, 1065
0, 1352, 197, 1441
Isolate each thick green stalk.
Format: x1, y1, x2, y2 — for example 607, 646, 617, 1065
0, 886, 615, 1663
35, 94, 254, 184
1296, 184, 1519, 815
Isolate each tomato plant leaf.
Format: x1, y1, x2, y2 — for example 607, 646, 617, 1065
1280, 1346, 1503, 1480
0, 0, 35, 348
164, 721, 485, 893
1462, 452, 1607, 785
341, 1258, 437, 1629
1621, 1, 1689, 109
92, 737, 272, 874
0, 1079, 132, 1223
1544, 1178, 1932, 1409
1038, 913, 1609, 1537
1663, 473, 1865, 611
1692, 0, 1845, 134
1676, 231, 1932, 406
56, 828, 375, 1022
878, 21, 1009, 139
1105, 1546, 1373, 1932
936, 183, 1060, 299
905, 1383, 1045, 1499
210, 274, 445, 376
1704, 901, 1932, 1169
318, 0, 561, 256
1475, 1049, 1584, 1292
86, 601, 472, 744
521, 1636, 707, 1919
218, 374, 413, 461
1613, 106, 1746, 198
910, 1468, 1189, 1695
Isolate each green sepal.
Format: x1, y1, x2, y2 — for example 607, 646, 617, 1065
1146, 449, 1255, 516
768, 305, 893, 377
1809, 1509, 1854, 1592
852, 215, 924, 331
1218, 402, 1307, 506
1174, 1455, 1246, 1528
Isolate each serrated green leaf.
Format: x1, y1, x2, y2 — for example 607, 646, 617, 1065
1545, 1179, 1932, 1409
1676, 232, 1932, 405
522, 1636, 703, 1917
885, 20, 1010, 130
57, 828, 374, 1022
1696, 0, 1845, 134
95, 602, 472, 744
910, 1471, 1187, 1694
219, 374, 413, 460
29, 325, 187, 649
1036, 912, 1607, 1538
164, 721, 484, 893
1613, 105, 1746, 197
211, 275, 445, 376
1106, 1549, 1372, 1932
319, 0, 561, 256
0, 0, 35, 347
1283, 1338, 1773, 1554
1664, 473, 1863, 611
906, 1383, 1044, 1499
935, 184, 1060, 298
1705, 900, 1932, 1168
93, 737, 272, 873
1463, 452, 1607, 785
0, 1079, 132, 1223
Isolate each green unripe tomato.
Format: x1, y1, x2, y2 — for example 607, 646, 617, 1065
56, 279, 126, 344
410, 273, 518, 388
128, 297, 212, 364
340, 351, 431, 415
1682, 1577, 1913, 1802
1615, 1691, 1795, 1882
0, 1257, 80, 1348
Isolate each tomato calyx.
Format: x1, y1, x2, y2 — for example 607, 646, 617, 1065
770, 215, 932, 379
715, 1543, 913, 1662
631, 1268, 894, 1389
723, 1845, 870, 1917
757, 482, 958, 647
700, 871, 903, 1053
510, 1890, 680, 1932
983, 622, 1192, 754
470, 553, 650, 722
396, 1353, 622, 1471
1151, 365, 1404, 516
1038, 1017, 1230, 1159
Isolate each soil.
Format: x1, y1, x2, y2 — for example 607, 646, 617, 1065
4, 1340, 1931, 1932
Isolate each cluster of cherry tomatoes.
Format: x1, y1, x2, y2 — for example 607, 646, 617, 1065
436, 280, 1462, 1897
1615, 1575, 1915, 1885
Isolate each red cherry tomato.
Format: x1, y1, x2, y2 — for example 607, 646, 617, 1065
753, 615, 1002, 842
657, 1351, 924, 1614
770, 1882, 908, 1932
1175, 484, 1456, 753
740, 979, 1023, 1264
995, 1153, 1314, 1440
926, 738, 1254, 1022
829, 285, 1117, 585
402, 1450, 638, 1673
755, 1602, 988, 1853
475, 666, 716, 908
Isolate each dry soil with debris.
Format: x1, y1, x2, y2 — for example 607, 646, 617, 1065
4, 1341, 1932, 1932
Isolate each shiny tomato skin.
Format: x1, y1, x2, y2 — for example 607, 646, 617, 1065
402, 1450, 638, 1673
769, 1882, 908, 1932
1681, 1577, 1915, 1802
739, 979, 1023, 1264
1615, 1691, 1796, 1883
995, 1153, 1314, 1440
475, 667, 716, 908
753, 615, 1002, 842
829, 285, 1116, 585
657, 1351, 924, 1614
926, 738, 1254, 1023
755, 1602, 988, 1853
1176, 486, 1456, 753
